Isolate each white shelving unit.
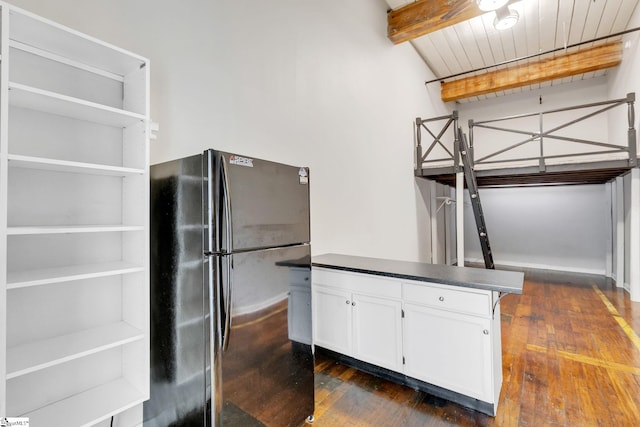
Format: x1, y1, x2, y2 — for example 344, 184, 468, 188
0, 2, 150, 424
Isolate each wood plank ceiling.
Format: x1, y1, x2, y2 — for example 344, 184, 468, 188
385, 0, 640, 103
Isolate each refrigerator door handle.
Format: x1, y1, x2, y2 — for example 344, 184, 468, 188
220, 154, 234, 254
220, 155, 233, 351
222, 255, 233, 351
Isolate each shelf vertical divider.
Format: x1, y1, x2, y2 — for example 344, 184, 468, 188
0, 3, 12, 416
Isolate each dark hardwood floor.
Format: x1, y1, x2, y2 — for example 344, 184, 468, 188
310, 269, 640, 426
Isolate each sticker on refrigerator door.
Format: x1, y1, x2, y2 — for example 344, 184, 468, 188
229, 155, 253, 167
298, 167, 308, 184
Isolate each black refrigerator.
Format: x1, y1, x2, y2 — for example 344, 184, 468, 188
144, 150, 314, 426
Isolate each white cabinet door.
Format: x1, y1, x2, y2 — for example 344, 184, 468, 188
313, 286, 352, 354
403, 303, 494, 402
352, 294, 403, 372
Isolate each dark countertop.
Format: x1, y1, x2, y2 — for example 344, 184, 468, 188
312, 253, 524, 294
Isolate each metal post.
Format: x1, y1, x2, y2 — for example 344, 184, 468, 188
630, 168, 640, 302
615, 176, 625, 288
627, 93, 636, 167
539, 112, 546, 171
468, 118, 475, 165
446, 185, 455, 265
453, 110, 460, 167
429, 180, 439, 264
605, 181, 613, 279
456, 172, 464, 267
454, 121, 460, 172
455, 117, 464, 265
415, 118, 423, 175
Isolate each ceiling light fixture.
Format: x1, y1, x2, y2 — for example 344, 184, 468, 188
476, 0, 509, 12
493, 5, 519, 30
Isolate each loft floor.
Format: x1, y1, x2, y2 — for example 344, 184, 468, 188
311, 268, 640, 425
416, 158, 635, 187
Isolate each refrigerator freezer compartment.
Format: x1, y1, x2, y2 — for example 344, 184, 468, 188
218, 151, 310, 251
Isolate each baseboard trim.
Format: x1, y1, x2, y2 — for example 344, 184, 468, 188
464, 258, 605, 276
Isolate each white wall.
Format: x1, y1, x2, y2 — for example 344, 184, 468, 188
608, 4, 640, 108
463, 185, 610, 274
10, 0, 447, 264
458, 76, 610, 131
292, 1, 448, 261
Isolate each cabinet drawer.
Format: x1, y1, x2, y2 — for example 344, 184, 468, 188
312, 268, 400, 299
402, 282, 491, 317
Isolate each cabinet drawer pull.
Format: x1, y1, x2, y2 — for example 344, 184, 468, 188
438, 296, 444, 302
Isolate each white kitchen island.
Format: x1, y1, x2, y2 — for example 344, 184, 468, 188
311, 253, 524, 416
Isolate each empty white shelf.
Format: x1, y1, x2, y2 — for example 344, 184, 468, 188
23, 378, 146, 426
9, 82, 146, 127
7, 322, 144, 379
9, 40, 125, 83
9, 7, 146, 77
7, 224, 144, 235
7, 261, 145, 289
8, 154, 145, 176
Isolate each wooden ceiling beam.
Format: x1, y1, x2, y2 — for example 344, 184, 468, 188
440, 42, 623, 103
388, 0, 485, 44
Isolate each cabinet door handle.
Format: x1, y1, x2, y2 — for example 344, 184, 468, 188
352, 301, 356, 306
346, 300, 350, 305
438, 296, 445, 302
483, 329, 489, 335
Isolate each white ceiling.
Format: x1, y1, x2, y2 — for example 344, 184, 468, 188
385, 0, 640, 102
